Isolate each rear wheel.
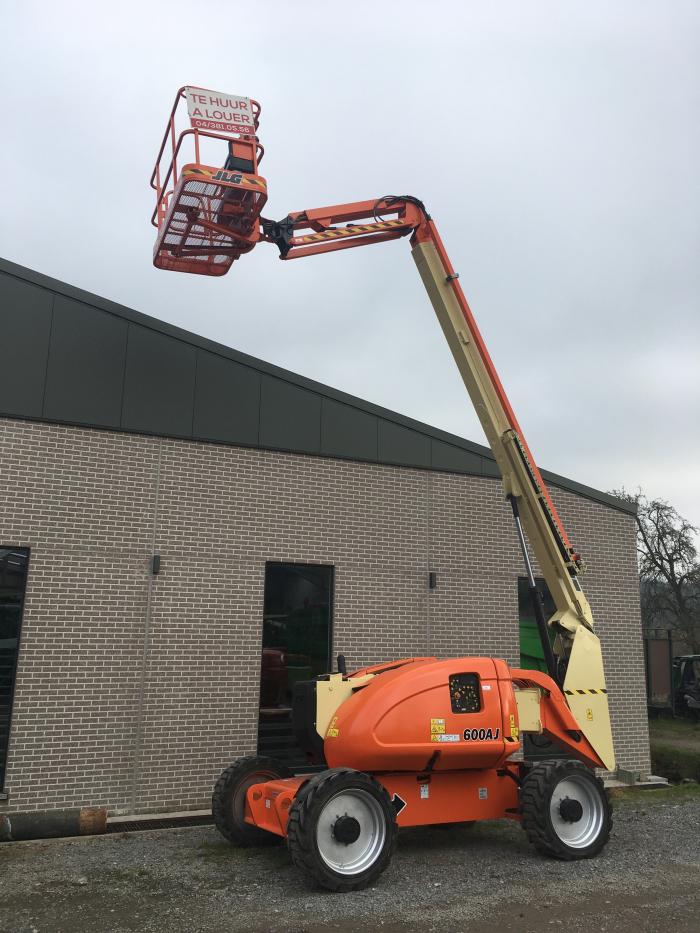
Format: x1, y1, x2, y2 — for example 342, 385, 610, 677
212, 755, 292, 846
520, 759, 612, 860
287, 768, 397, 891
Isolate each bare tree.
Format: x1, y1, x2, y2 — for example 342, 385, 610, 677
612, 489, 700, 652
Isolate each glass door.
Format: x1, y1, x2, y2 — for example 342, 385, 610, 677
257, 562, 333, 767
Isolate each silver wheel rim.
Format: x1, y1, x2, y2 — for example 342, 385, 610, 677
549, 774, 605, 849
315, 788, 387, 876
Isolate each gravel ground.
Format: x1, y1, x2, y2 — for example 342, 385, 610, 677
1, 788, 699, 933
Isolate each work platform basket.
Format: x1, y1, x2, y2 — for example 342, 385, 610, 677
150, 86, 267, 276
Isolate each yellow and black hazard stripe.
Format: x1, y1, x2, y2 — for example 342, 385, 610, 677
239, 176, 266, 190
295, 219, 406, 244
504, 736, 519, 743
233, 175, 266, 190
564, 688, 608, 695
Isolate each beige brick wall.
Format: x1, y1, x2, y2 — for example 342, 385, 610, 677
0, 417, 649, 815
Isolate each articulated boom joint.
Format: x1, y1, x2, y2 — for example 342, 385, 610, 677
261, 215, 296, 257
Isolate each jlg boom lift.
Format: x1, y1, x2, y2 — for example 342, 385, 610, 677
151, 87, 615, 891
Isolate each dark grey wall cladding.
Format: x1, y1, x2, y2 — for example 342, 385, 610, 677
430, 439, 484, 475
192, 351, 260, 446
122, 327, 196, 436
379, 420, 430, 468
44, 296, 128, 427
321, 399, 378, 461
0, 256, 635, 516
260, 377, 321, 454
0, 274, 52, 417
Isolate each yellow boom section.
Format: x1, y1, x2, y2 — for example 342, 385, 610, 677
411, 236, 615, 770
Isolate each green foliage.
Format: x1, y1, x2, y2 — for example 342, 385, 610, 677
611, 488, 700, 652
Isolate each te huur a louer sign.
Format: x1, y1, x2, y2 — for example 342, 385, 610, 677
185, 86, 255, 135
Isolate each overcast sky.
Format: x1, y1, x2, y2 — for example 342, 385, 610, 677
2, 1, 699, 526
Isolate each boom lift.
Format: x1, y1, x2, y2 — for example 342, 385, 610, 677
151, 88, 616, 891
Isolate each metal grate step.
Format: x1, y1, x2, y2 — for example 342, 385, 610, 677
106, 814, 213, 833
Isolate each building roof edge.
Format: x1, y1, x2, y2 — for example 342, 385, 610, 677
0, 256, 636, 516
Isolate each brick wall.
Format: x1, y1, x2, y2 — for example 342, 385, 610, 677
0, 417, 650, 815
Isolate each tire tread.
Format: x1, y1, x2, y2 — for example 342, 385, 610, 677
287, 768, 397, 892
520, 758, 612, 861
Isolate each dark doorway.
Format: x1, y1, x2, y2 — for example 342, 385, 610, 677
1, 548, 29, 789
257, 562, 333, 767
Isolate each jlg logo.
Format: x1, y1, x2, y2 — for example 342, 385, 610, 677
212, 170, 243, 184
463, 727, 500, 741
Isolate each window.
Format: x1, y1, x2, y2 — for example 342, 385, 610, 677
1, 548, 29, 788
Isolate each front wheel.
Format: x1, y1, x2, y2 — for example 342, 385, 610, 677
520, 759, 612, 860
287, 768, 397, 891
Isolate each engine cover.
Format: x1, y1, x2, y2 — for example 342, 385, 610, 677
323, 657, 520, 772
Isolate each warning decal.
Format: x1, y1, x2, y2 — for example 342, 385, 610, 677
326, 716, 340, 738
392, 793, 407, 815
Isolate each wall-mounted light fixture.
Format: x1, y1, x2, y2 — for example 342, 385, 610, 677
152, 553, 161, 576
428, 571, 437, 590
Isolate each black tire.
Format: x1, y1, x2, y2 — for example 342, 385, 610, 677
212, 755, 292, 846
287, 768, 398, 892
520, 759, 612, 860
